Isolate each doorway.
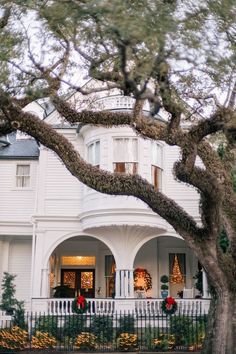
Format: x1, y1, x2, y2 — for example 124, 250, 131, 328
61, 269, 95, 298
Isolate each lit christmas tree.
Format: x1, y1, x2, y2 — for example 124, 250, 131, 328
170, 255, 184, 284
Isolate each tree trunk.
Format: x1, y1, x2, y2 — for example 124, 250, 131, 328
202, 290, 236, 354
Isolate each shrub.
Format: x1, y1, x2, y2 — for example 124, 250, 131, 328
0, 326, 28, 350
90, 314, 113, 342
153, 333, 175, 351
34, 315, 59, 339
117, 333, 138, 351
31, 331, 57, 349
75, 332, 98, 350
170, 315, 206, 347
63, 314, 86, 340
117, 314, 135, 336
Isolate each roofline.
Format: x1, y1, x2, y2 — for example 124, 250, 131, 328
0, 156, 39, 160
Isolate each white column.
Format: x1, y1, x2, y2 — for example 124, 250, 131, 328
202, 269, 209, 298
115, 269, 134, 298
115, 269, 121, 298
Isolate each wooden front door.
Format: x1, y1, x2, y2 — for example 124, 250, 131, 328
61, 269, 95, 298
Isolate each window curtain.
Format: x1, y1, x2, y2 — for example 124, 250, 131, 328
113, 138, 137, 162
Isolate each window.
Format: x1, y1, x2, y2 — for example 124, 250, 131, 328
87, 141, 100, 167
16, 164, 30, 188
151, 142, 162, 190
113, 138, 138, 174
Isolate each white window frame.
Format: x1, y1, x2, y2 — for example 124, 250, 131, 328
113, 137, 138, 174
15, 163, 31, 189
151, 142, 163, 190
87, 140, 100, 167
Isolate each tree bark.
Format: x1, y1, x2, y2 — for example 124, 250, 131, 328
203, 290, 236, 354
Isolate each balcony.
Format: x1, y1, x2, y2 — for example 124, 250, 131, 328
91, 95, 150, 112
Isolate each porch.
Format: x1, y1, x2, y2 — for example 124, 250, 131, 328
31, 297, 211, 315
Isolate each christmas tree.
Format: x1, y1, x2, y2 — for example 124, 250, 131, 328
170, 255, 184, 284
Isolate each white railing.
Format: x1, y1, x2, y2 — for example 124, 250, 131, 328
0, 311, 12, 328
135, 298, 210, 315
32, 298, 210, 315
91, 95, 150, 112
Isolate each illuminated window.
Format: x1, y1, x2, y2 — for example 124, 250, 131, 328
61, 256, 96, 266
81, 271, 93, 289
88, 140, 100, 167
16, 164, 30, 188
113, 138, 138, 174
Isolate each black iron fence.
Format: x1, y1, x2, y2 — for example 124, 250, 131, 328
0, 310, 207, 352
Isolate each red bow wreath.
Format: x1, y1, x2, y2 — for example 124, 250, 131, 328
72, 295, 88, 314
161, 296, 177, 315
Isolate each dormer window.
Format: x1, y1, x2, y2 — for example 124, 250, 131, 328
113, 138, 138, 174
87, 140, 100, 168
151, 142, 162, 190
16, 164, 30, 188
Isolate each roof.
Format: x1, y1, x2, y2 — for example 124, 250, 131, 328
0, 137, 39, 160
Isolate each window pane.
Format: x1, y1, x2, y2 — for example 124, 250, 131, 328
152, 165, 161, 190
151, 143, 162, 167
16, 165, 30, 188
113, 138, 124, 162
94, 141, 100, 166
87, 141, 100, 166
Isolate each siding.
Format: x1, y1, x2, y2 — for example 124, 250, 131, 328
8, 239, 32, 305
0, 161, 37, 222
44, 151, 83, 215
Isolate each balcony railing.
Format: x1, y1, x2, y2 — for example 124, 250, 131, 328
91, 95, 150, 112
31, 298, 210, 315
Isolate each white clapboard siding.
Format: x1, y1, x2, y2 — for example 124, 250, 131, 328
0, 161, 37, 221
44, 151, 83, 215
8, 240, 32, 306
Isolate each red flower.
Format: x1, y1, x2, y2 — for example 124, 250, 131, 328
77, 295, 85, 308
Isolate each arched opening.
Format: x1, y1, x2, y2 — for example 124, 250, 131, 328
133, 235, 199, 298
48, 235, 116, 299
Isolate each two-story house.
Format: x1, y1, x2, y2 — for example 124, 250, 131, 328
0, 83, 210, 314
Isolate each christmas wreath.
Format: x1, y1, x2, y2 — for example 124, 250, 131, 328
72, 295, 88, 314
161, 296, 177, 315
134, 268, 152, 291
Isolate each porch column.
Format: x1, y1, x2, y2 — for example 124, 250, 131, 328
202, 269, 209, 298
115, 269, 134, 298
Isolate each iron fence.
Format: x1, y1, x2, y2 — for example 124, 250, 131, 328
0, 310, 207, 352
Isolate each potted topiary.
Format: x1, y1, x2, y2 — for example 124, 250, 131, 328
160, 275, 169, 299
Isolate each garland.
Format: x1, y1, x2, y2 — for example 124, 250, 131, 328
161, 296, 177, 315
72, 295, 88, 314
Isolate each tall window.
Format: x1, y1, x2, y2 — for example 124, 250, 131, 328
87, 140, 100, 168
151, 142, 162, 190
16, 164, 30, 188
113, 138, 138, 174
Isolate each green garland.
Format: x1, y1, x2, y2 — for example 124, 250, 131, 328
72, 295, 88, 314
161, 297, 177, 315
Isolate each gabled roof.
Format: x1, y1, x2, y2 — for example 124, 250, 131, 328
0, 134, 39, 160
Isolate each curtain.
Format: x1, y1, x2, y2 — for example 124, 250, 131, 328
113, 138, 138, 162
151, 142, 162, 167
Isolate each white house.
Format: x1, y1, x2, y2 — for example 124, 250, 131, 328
0, 83, 210, 314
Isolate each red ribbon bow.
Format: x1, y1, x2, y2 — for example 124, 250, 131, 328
77, 295, 85, 308
165, 296, 176, 309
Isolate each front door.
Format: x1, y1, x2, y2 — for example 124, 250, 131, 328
61, 269, 95, 298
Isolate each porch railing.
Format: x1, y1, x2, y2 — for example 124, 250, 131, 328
31, 298, 210, 315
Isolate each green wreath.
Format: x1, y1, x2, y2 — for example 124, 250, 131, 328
161, 297, 177, 315
72, 295, 88, 314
